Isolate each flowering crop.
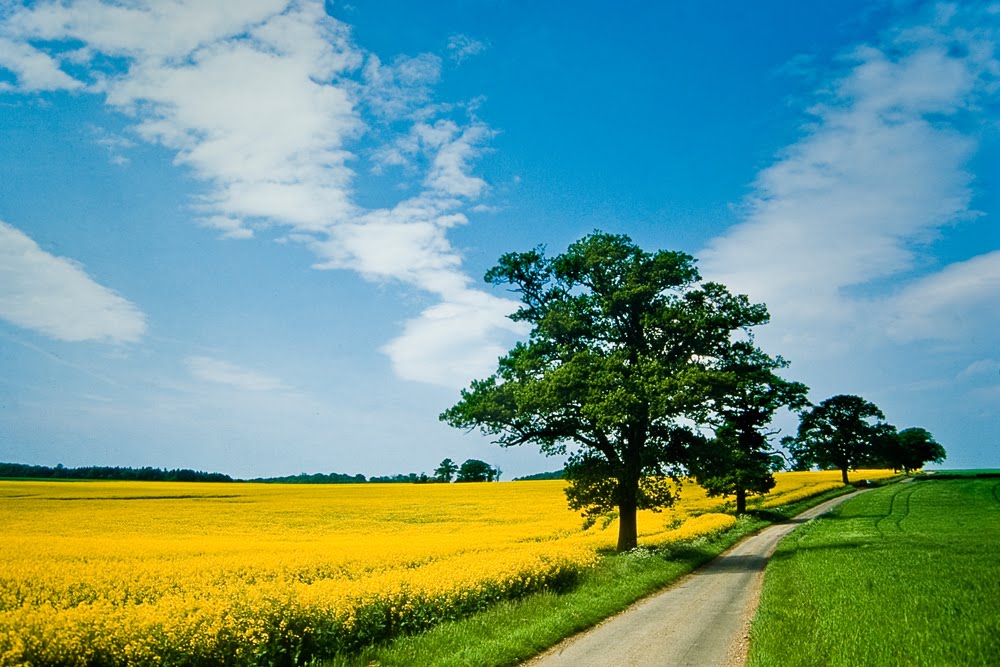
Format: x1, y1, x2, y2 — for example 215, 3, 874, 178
0, 470, 893, 665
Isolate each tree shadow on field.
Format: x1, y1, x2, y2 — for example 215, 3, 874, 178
768, 540, 876, 561
744, 509, 788, 523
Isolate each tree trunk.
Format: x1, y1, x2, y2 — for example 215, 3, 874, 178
617, 498, 638, 552
841, 466, 850, 485
735, 487, 747, 514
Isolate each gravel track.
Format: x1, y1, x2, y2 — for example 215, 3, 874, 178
524, 491, 865, 667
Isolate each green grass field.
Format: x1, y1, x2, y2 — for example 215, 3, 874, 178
748, 478, 1000, 666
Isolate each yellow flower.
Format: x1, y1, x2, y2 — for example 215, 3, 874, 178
0, 470, 896, 665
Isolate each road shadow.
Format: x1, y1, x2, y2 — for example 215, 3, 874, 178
695, 553, 770, 574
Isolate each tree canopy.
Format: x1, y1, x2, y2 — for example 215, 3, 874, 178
689, 342, 810, 512
440, 231, 770, 551
455, 459, 499, 482
789, 394, 890, 484
880, 427, 947, 474
434, 458, 459, 483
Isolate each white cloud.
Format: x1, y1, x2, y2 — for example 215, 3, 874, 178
887, 250, 1000, 341
420, 120, 493, 198
3, 1, 363, 240
0, 0, 515, 386
4, 0, 290, 63
381, 290, 528, 387
0, 221, 146, 343
0, 37, 83, 91
958, 358, 1000, 380
700, 4, 999, 358
89, 125, 135, 165
361, 52, 442, 120
185, 356, 288, 392
447, 34, 488, 64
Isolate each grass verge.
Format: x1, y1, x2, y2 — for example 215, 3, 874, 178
748, 478, 1000, 666
315, 485, 860, 667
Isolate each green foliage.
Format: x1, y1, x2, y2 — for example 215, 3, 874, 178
0, 462, 234, 482
512, 470, 564, 481
368, 472, 433, 484
748, 479, 1000, 666
789, 394, 889, 483
250, 472, 367, 484
878, 427, 947, 474
687, 343, 809, 512
455, 459, 499, 482
441, 231, 769, 551
434, 458, 459, 483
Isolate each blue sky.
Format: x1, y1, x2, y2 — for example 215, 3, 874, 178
0, 0, 997, 479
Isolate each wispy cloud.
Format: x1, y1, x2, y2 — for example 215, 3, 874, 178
185, 356, 288, 392
888, 250, 1000, 342
0, 0, 519, 386
957, 358, 1000, 380
447, 34, 488, 64
89, 125, 135, 165
0, 221, 146, 344
701, 3, 999, 359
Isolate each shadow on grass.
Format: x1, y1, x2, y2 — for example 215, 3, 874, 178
768, 540, 875, 562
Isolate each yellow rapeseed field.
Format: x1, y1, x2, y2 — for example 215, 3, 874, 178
0, 470, 894, 666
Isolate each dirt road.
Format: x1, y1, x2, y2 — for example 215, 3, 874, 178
524, 491, 863, 667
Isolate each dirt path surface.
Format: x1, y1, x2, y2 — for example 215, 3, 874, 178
524, 491, 865, 667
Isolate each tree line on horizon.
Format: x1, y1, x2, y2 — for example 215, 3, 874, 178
441, 231, 947, 551
0, 463, 235, 483
0, 459, 511, 485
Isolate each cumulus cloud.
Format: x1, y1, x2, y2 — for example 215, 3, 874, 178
381, 291, 528, 387
186, 356, 288, 392
0, 0, 518, 386
700, 3, 999, 358
0, 221, 146, 343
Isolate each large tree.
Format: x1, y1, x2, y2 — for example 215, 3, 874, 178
455, 459, 499, 482
440, 232, 768, 551
791, 394, 889, 484
689, 343, 810, 513
880, 427, 947, 474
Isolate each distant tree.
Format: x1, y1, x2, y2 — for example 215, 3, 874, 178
791, 394, 889, 484
688, 342, 810, 513
441, 231, 769, 551
880, 427, 947, 474
455, 459, 497, 482
512, 470, 565, 481
433, 458, 459, 483
368, 472, 422, 483
781, 435, 812, 471
0, 462, 234, 483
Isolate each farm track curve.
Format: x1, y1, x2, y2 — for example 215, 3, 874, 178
523, 489, 869, 667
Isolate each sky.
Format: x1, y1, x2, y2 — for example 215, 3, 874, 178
0, 0, 997, 479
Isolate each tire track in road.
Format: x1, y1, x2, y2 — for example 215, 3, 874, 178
523, 491, 867, 667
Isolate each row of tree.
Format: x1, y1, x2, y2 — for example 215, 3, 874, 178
0, 463, 234, 482
785, 396, 946, 482
432, 458, 502, 482
441, 232, 946, 551
0, 462, 506, 486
